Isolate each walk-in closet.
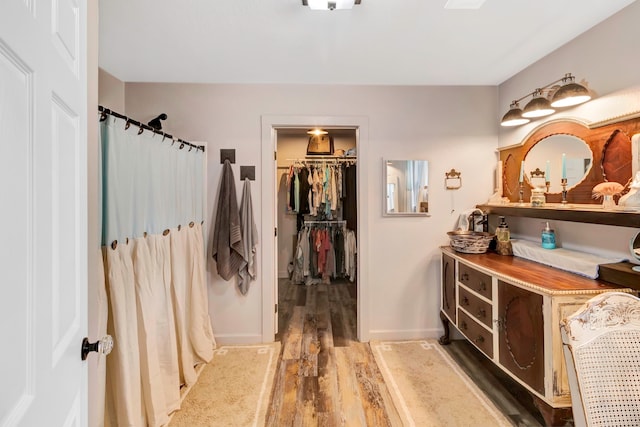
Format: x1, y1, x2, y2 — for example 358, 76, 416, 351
275, 128, 358, 339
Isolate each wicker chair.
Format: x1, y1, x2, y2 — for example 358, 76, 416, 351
560, 292, 640, 427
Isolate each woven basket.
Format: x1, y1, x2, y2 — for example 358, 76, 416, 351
447, 231, 494, 254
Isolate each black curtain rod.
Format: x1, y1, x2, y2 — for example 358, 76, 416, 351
98, 105, 205, 152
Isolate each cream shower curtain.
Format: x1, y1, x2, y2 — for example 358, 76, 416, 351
100, 113, 215, 427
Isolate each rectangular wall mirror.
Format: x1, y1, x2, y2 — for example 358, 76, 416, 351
384, 159, 429, 216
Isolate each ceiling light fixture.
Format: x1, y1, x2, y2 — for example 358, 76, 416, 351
307, 128, 328, 136
500, 73, 592, 127
501, 101, 530, 127
303, 0, 361, 10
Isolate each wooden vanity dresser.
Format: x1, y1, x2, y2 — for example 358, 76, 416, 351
439, 246, 633, 426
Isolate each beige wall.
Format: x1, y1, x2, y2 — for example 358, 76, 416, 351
498, 1, 640, 146
122, 83, 498, 343
497, 0, 640, 260
95, 3, 640, 344
98, 68, 125, 112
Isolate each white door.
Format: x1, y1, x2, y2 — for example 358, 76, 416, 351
0, 0, 89, 425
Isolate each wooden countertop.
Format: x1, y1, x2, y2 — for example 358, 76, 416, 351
441, 246, 628, 295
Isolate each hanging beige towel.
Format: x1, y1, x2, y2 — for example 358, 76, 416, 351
239, 178, 259, 295
212, 159, 245, 280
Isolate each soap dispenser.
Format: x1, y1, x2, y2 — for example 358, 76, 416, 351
541, 222, 556, 249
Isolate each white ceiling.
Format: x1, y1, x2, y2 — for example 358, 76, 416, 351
98, 0, 636, 86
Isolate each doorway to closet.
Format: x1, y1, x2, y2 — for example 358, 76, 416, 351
260, 115, 370, 345
274, 128, 358, 344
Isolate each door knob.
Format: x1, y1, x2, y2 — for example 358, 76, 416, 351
81, 335, 113, 361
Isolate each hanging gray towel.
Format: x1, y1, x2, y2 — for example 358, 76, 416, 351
212, 160, 245, 281
238, 177, 258, 295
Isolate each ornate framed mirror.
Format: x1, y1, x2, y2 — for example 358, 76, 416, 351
500, 117, 640, 204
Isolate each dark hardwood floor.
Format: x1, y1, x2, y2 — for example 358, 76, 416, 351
266, 278, 401, 426
266, 278, 554, 426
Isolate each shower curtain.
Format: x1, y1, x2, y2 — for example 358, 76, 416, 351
100, 114, 215, 427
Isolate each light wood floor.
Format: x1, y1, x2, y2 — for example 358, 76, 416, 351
265, 278, 550, 427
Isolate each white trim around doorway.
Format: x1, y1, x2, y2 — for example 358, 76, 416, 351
260, 115, 370, 343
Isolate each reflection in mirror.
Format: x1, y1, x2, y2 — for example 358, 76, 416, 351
384, 160, 429, 215
631, 231, 640, 272
524, 134, 592, 193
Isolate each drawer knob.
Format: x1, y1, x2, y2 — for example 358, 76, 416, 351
462, 296, 469, 306
461, 273, 469, 281
461, 321, 468, 330
476, 308, 486, 318
480, 282, 487, 291
475, 335, 485, 344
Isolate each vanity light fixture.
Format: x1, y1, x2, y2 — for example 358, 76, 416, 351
501, 101, 530, 127
550, 74, 592, 107
500, 73, 591, 127
302, 0, 360, 10
522, 89, 555, 118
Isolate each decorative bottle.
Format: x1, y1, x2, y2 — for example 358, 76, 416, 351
497, 216, 510, 242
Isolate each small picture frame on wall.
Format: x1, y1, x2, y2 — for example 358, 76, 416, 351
306, 134, 334, 155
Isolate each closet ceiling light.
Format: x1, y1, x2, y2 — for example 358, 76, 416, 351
302, 0, 360, 10
307, 129, 328, 135
500, 73, 592, 127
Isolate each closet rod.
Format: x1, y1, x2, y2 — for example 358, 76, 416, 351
286, 158, 356, 164
304, 220, 346, 224
98, 105, 205, 152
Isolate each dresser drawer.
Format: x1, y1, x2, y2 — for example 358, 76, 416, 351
458, 309, 493, 358
458, 263, 492, 300
458, 286, 492, 329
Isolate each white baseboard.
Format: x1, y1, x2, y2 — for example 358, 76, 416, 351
367, 328, 442, 341
213, 334, 266, 346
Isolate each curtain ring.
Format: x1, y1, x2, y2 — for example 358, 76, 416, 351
179, 143, 185, 150
178, 224, 181, 231
189, 145, 193, 152
163, 229, 170, 236
137, 126, 144, 135
100, 112, 107, 122
111, 240, 117, 250
189, 221, 195, 228
125, 120, 131, 130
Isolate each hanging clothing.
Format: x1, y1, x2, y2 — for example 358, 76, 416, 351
212, 159, 245, 281
345, 229, 357, 282
290, 222, 356, 285
239, 178, 258, 295
344, 163, 357, 232
298, 167, 311, 214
